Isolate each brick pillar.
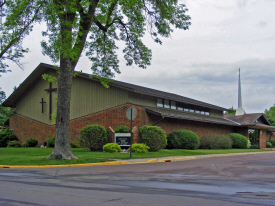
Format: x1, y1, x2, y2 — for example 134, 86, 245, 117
259, 129, 267, 149
107, 126, 115, 143
131, 126, 139, 144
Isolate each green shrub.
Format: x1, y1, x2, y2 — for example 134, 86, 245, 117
47, 135, 55, 148
247, 139, 251, 148
103, 143, 121, 153
270, 140, 275, 146
70, 140, 80, 148
114, 125, 129, 133
22, 141, 28, 147
250, 145, 260, 149
167, 130, 200, 150
0, 128, 18, 147
79, 124, 108, 151
199, 135, 232, 149
130, 143, 150, 153
266, 141, 272, 148
139, 126, 167, 152
227, 133, 248, 149
7, 140, 21, 148
26, 138, 38, 147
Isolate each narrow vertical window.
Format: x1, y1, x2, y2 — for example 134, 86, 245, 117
157, 98, 163, 107
171, 101, 176, 110
164, 99, 170, 108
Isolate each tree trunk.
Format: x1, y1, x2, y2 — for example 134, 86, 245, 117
48, 58, 77, 159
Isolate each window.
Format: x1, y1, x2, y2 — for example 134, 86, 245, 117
157, 98, 163, 107
157, 98, 211, 116
164, 99, 170, 108
171, 101, 176, 110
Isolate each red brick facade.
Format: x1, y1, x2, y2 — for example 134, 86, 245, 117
10, 103, 246, 146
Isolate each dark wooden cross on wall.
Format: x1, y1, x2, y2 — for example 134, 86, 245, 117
39, 98, 46, 113
45, 82, 57, 120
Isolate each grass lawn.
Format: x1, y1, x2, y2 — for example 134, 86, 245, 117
0, 147, 268, 166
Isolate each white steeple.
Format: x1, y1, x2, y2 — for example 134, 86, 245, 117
236, 68, 245, 116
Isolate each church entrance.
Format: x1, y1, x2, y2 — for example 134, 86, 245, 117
249, 129, 259, 146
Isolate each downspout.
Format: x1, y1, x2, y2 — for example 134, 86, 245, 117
153, 115, 164, 126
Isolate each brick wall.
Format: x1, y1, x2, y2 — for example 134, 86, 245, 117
152, 117, 235, 137
259, 129, 267, 149
9, 104, 246, 146
9, 114, 55, 146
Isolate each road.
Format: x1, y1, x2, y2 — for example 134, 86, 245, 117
1, 152, 275, 206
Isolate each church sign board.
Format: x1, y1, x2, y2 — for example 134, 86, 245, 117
114, 133, 131, 147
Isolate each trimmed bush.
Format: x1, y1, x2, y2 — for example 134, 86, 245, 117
0, 128, 18, 147
22, 141, 28, 147
247, 139, 251, 148
26, 138, 38, 147
7, 140, 21, 148
80, 124, 108, 151
103, 143, 121, 153
266, 141, 272, 148
250, 145, 260, 149
47, 135, 55, 148
70, 140, 80, 148
167, 130, 200, 150
114, 125, 128, 133
139, 126, 167, 152
227, 133, 248, 149
130, 143, 150, 153
270, 140, 275, 146
199, 135, 232, 149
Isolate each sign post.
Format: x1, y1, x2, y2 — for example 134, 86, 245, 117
126, 107, 137, 158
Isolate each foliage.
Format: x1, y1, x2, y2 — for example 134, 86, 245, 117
167, 130, 200, 150
270, 140, 275, 146
0, 0, 41, 71
7, 140, 21, 148
129, 143, 150, 153
114, 125, 128, 133
0, 90, 14, 126
3, 0, 191, 159
227, 133, 248, 149
26, 138, 38, 147
79, 125, 108, 151
0, 127, 18, 147
250, 145, 260, 149
70, 140, 80, 148
103, 143, 121, 153
266, 141, 272, 148
247, 139, 251, 148
199, 135, 232, 149
264, 105, 275, 126
139, 126, 167, 152
225, 108, 236, 115
22, 141, 28, 147
47, 135, 55, 148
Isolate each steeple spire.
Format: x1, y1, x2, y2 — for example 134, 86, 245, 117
236, 68, 245, 116
238, 68, 242, 108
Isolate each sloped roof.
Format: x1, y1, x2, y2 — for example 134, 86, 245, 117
224, 113, 268, 125
143, 106, 238, 126
3, 63, 229, 111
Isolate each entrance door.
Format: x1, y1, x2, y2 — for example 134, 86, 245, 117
249, 129, 259, 146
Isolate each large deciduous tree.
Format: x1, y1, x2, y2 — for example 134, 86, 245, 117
264, 105, 275, 126
4, 0, 191, 159
0, 0, 43, 72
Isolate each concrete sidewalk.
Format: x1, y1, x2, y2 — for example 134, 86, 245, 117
1, 151, 274, 168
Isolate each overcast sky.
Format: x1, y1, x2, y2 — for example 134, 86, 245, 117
1, 0, 275, 113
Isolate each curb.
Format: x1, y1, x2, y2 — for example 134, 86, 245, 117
0, 156, 197, 168
1, 151, 273, 169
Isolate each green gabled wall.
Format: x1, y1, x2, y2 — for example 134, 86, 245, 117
15, 71, 58, 125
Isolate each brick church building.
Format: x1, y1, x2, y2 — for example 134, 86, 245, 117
3, 63, 275, 148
